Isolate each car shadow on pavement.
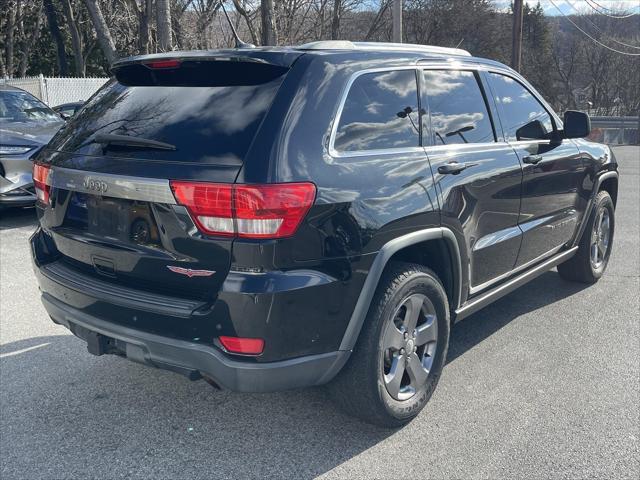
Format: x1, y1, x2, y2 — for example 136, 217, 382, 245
0, 273, 590, 479
0, 207, 37, 230
447, 270, 590, 364
0, 335, 391, 479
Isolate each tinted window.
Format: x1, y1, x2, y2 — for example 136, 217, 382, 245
488, 73, 553, 141
47, 63, 287, 164
422, 70, 494, 145
334, 70, 420, 152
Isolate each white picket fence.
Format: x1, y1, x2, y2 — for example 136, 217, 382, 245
1, 75, 109, 107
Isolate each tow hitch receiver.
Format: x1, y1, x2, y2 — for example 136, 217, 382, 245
85, 330, 113, 356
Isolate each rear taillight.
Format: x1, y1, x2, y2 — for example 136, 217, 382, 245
170, 181, 316, 239
33, 163, 52, 205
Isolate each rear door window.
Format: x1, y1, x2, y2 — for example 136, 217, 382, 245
47, 61, 288, 164
487, 73, 553, 142
421, 70, 495, 145
334, 70, 420, 152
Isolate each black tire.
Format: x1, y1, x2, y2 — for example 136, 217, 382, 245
558, 190, 615, 283
328, 262, 450, 427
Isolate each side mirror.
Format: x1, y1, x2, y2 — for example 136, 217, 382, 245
516, 119, 546, 140
59, 112, 70, 121
563, 110, 591, 138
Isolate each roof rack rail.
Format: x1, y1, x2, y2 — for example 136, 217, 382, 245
297, 41, 471, 57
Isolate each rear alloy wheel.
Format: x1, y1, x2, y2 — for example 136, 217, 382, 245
329, 262, 449, 427
558, 190, 615, 283
382, 294, 438, 401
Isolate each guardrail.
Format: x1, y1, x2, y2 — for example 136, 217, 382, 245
589, 116, 639, 145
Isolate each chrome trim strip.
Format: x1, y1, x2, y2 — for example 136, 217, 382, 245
456, 246, 579, 322
50, 167, 176, 204
468, 245, 562, 295
472, 225, 522, 252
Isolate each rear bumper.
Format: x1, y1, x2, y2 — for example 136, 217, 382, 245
0, 185, 36, 207
0, 193, 36, 207
41, 292, 349, 392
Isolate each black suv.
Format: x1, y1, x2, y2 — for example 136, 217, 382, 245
31, 41, 618, 427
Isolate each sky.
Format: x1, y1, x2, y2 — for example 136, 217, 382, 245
493, 0, 640, 16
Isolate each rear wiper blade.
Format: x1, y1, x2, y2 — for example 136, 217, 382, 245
93, 133, 176, 151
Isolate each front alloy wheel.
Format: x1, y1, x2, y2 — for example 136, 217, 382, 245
558, 189, 615, 283
590, 207, 611, 270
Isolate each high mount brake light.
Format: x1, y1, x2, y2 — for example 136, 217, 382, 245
170, 181, 316, 239
144, 59, 181, 69
33, 163, 52, 205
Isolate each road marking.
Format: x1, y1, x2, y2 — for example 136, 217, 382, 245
0, 342, 50, 358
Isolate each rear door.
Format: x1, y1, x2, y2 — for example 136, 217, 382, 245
37, 59, 290, 304
421, 69, 524, 293
486, 72, 582, 267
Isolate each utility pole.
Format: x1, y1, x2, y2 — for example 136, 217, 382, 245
511, 0, 524, 72
261, 0, 277, 45
392, 0, 403, 43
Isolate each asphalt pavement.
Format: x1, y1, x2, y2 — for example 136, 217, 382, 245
1, 146, 638, 479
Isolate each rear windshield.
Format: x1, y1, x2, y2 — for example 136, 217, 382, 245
47, 61, 288, 165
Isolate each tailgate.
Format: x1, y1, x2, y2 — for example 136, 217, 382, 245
34, 57, 291, 302
39, 162, 235, 301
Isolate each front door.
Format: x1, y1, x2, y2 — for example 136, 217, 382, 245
486, 72, 583, 268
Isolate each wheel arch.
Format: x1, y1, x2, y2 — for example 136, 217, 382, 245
572, 170, 619, 248
599, 175, 618, 207
338, 227, 462, 351
387, 240, 456, 310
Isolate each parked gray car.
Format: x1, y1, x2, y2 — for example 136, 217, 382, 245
0, 85, 64, 208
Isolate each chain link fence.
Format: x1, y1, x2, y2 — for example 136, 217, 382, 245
1, 75, 109, 107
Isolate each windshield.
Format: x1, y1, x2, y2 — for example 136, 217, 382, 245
0, 90, 61, 123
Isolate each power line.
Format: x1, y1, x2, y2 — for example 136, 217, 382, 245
565, 0, 640, 50
548, 0, 640, 56
584, 0, 639, 19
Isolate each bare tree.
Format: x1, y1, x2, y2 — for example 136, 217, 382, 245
18, 0, 44, 77
125, 0, 153, 54
157, 0, 173, 51
43, 0, 70, 75
231, 0, 259, 45
62, 0, 85, 75
365, 0, 391, 41
5, 0, 18, 77
84, 0, 117, 63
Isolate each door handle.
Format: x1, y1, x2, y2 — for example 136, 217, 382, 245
438, 162, 469, 175
523, 154, 543, 164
